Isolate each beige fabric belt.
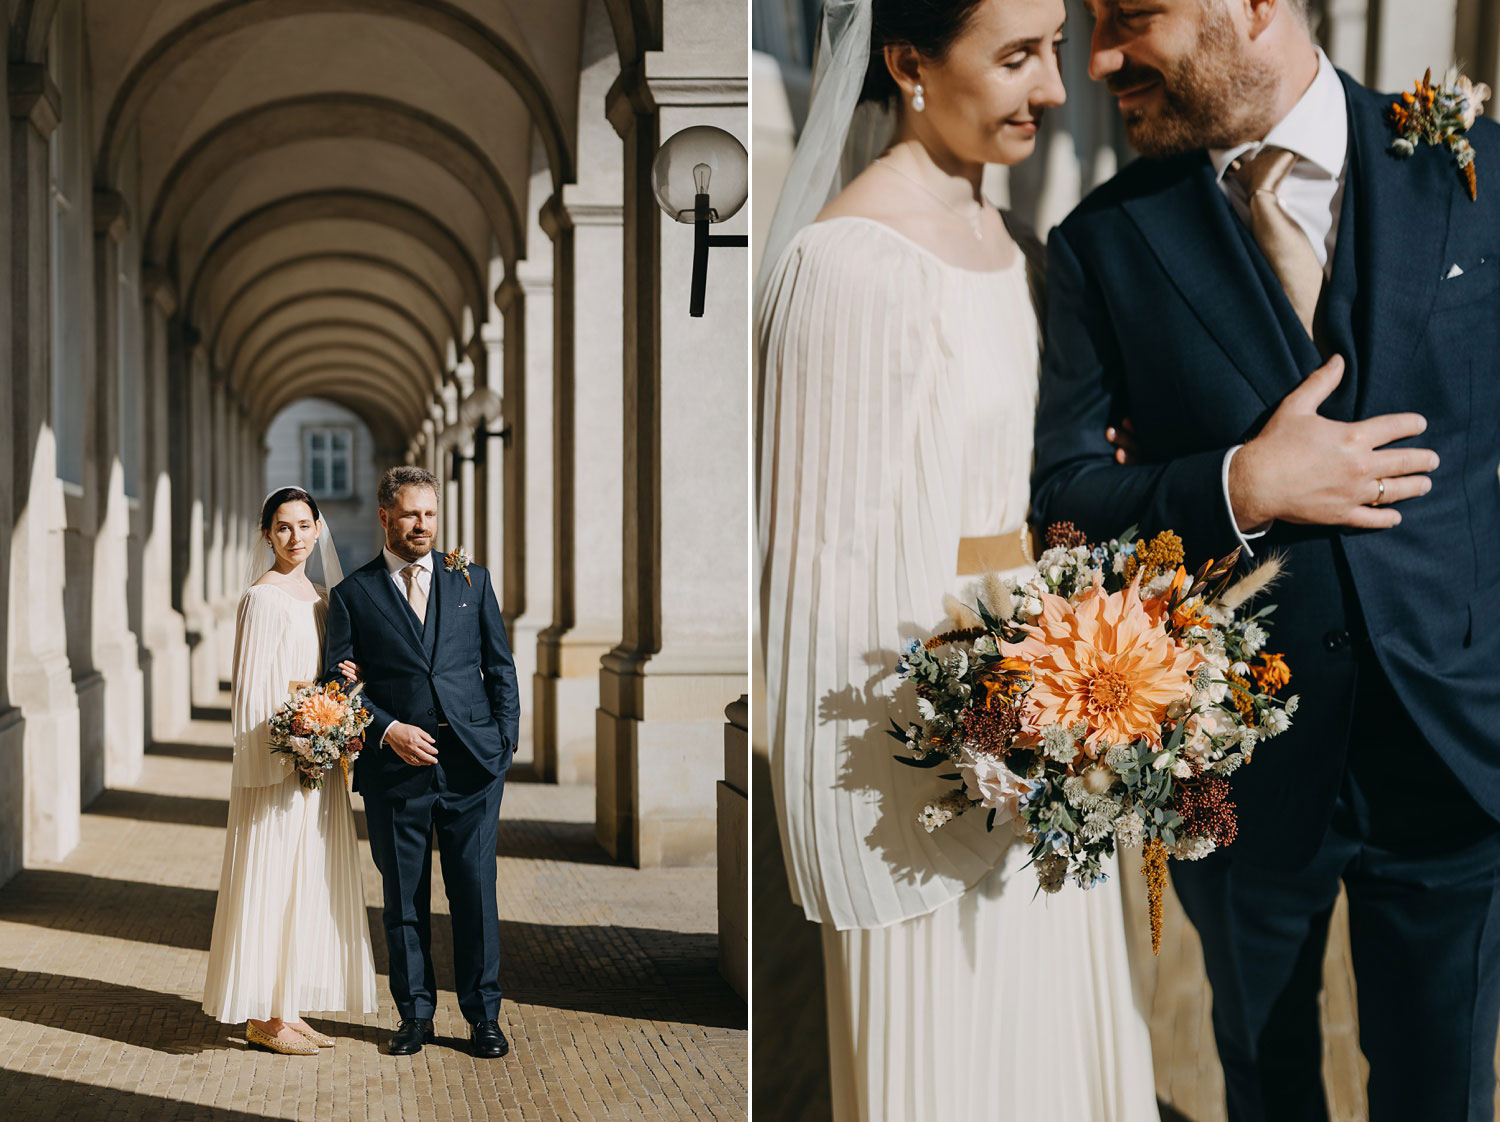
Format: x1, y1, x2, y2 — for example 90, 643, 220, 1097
956, 527, 1039, 576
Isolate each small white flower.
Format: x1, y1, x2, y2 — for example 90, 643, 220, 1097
1261, 707, 1291, 737
1285, 695, 1300, 716
1152, 752, 1171, 771
1170, 836, 1217, 861
1230, 660, 1250, 678
1115, 812, 1145, 849
1023, 596, 1043, 618
1171, 757, 1194, 779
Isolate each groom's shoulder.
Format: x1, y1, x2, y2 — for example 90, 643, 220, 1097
334, 554, 386, 592
1058, 153, 1202, 238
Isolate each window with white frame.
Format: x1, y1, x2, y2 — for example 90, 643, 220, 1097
304, 427, 354, 499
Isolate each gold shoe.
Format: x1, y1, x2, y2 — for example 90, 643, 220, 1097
246, 1022, 319, 1055
289, 1022, 336, 1048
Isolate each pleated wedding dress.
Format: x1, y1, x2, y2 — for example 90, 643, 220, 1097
758, 216, 1159, 1121
202, 583, 378, 1024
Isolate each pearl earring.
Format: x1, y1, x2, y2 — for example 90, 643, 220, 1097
912, 83, 926, 112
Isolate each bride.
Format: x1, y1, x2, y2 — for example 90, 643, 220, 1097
201, 486, 378, 1053
756, 0, 1158, 1117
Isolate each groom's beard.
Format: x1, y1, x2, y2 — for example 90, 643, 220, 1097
385, 529, 434, 563
1111, 7, 1278, 158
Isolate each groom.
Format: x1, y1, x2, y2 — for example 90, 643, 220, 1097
324, 465, 520, 1058
1033, 0, 1499, 1118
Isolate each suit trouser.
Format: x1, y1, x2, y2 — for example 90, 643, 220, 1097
362, 728, 505, 1023
1172, 640, 1500, 1122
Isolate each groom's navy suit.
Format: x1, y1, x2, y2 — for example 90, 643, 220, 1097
324, 552, 519, 1024
1033, 73, 1500, 1121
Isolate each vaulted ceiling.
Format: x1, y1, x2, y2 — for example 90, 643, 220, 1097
14, 0, 653, 449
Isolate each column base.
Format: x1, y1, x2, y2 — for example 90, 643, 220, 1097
185, 605, 220, 708
0, 709, 24, 886
595, 646, 744, 867
96, 634, 145, 791
142, 616, 192, 740
14, 651, 81, 865
508, 614, 546, 756
533, 629, 613, 784
718, 695, 748, 999
75, 671, 107, 807
211, 596, 238, 686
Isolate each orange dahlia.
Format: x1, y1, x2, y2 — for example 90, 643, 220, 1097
1003, 577, 1202, 756
298, 690, 345, 732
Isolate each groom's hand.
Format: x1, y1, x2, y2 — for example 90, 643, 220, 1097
1229, 356, 1438, 531
384, 721, 439, 766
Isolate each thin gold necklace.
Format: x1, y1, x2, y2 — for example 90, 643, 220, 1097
874, 157, 987, 241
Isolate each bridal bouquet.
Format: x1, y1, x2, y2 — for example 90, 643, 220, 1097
268, 680, 373, 789
893, 523, 1297, 952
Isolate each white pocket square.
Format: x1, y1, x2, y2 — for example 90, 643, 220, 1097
1445, 262, 1465, 279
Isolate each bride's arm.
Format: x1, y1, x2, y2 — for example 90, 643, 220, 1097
323, 583, 396, 747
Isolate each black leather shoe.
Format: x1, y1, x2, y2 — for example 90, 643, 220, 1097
470, 1019, 509, 1058
388, 1018, 435, 1055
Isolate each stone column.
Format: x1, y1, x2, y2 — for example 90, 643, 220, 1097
89, 189, 144, 790
454, 355, 477, 551
479, 319, 505, 578
8, 64, 81, 863
209, 378, 237, 687
596, 34, 749, 866
496, 256, 553, 756
172, 328, 219, 708
139, 268, 191, 738
1365, 0, 1456, 91
0, 48, 23, 883
534, 189, 624, 784
719, 694, 748, 998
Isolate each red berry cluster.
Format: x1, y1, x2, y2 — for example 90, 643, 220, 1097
960, 703, 1020, 754
1174, 774, 1238, 848
1045, 521, 1090, 550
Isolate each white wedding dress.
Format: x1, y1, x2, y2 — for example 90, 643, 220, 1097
758, 216, 1158, 1121
202, 583, 378, 1023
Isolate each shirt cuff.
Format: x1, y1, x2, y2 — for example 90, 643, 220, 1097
1222, 445, 1271, 557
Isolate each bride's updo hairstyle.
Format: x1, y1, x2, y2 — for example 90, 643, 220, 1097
860, 0, 986, 104
260, 486, 321, 533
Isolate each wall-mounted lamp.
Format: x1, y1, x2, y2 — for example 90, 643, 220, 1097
650, 125, 749, 317
449, 386, 510, 479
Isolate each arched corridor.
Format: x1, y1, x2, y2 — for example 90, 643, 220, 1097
0, 0, 748, 1108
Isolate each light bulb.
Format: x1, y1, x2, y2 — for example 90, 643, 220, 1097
693, 162, 712, 195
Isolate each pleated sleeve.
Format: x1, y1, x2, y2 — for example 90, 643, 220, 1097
756, 220, 1016, 931
229, 588, 299, 789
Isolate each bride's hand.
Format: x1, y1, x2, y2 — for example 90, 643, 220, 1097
338, 660, 360, 681
1106, 417, 1138, 464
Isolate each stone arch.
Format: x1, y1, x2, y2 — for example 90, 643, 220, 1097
238, 317, 438, 407
249, 339, 428, 410
227, 290, 445, 392
211, 256, 460, 369
254, 371, 421, 442
184, 190, 486, 326
8, 0, 61, 62
145, 93, 523, 267
94, 0, 573, 190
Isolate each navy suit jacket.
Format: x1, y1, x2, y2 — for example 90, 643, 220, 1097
324, 553, 520, 794
1032, 72, 1500, 868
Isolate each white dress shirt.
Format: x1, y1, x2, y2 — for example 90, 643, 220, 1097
1211, 49, 1349, 553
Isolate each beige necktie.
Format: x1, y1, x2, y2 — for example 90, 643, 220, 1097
1228, 145, 1323, 336
400, 563, 427, 625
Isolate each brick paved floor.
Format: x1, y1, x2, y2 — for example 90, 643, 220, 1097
0, 706, 746, 1121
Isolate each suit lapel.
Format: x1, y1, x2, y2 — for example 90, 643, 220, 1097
1122, 156, 1305, 408
357, 558, 427, 661
1341, 71, 1456, 415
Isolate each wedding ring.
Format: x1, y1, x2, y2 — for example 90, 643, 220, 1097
1372, 477, 1386, 506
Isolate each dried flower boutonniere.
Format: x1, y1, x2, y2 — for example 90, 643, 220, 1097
444, 547, 472, 586
1388, 67, 1490, 201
